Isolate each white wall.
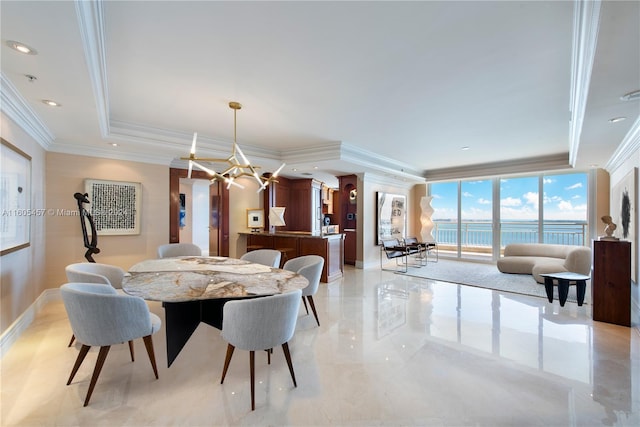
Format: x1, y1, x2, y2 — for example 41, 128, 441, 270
0, 113, 47, 335
359, 173, 416, 269
228, 177, 263, 258
608, 146, 640, 307
191, 180, 210, 254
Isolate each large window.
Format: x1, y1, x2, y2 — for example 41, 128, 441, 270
542, 173, 588, 245
431, 181, 459, 256
461, 179, 493, 258
500, 176, 539, 246
430, 172, 588, 260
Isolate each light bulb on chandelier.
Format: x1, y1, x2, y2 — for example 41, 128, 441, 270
181, 101, 285, 192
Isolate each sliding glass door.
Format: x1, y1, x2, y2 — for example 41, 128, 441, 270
430, 171, 588, 261
461, 179, 493, 259
431, 181, 458, 257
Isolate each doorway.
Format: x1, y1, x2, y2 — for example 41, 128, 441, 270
169, 168, 229, 256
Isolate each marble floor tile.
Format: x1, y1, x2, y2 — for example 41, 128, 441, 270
1, 266, 639, 426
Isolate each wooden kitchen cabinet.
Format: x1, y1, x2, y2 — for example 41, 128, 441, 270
243, 232, 344, 282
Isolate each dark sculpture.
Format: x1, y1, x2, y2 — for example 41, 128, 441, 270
74, 192, 100, 262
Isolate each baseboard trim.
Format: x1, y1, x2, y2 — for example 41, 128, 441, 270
0, 288, 61, 358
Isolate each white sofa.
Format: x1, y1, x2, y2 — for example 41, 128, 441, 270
497, 243, 592, 284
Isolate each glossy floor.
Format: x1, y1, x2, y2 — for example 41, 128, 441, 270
2, 266, 639, 426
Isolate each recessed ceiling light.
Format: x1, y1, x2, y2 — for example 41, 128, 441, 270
25, 74, 37, 82
292, 168, 298, 172
6, 40, 37, 55
110, 143, 118, 147
608, 117, 627, 123
42, 99, 61, 107
620, 90, 640, 102
461, 146, 470, 151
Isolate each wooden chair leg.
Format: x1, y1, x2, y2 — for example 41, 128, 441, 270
220, 344, 235, 384
142, 335, 159, 379
249, 350, 256, 411
281, 342, 297, 387
301, 296, 309, 314
128, 340, 135, 362
83, 345, 111, 407
68, 334, 76, 347
307, 295, 320, 326
67, 344, 91, 385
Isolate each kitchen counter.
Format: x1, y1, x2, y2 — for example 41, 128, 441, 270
239, 232, 344, 282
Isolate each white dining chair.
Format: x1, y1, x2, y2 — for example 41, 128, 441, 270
283, 255, 324, 326
65, 262, 127, 347
60, 282, 161, 406
157, 243, 202, 258
65, 262, 125, 289
240, 249, 282, 268
220, 289, 302, 410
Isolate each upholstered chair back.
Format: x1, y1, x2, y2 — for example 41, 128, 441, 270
157, 243, 202, 258
65, 262, 125, 289
240, 249, 282, 268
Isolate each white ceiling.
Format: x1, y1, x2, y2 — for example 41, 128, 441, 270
1, 1, 639, 187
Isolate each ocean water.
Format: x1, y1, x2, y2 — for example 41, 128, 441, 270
433, 220, 587, 247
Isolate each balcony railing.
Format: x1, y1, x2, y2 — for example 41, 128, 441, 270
433, 220, 588, 249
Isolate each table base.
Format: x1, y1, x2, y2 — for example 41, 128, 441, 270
163, 299, 230, 367
542, 277, 587, 307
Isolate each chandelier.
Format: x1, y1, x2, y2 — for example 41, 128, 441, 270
182, 101, 285, 192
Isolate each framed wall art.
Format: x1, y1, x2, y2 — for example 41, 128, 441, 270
611, 167, 638, 283
85, 179, 141, 235
1, 138, 31, 255
247, 208, 264, 231
376, 192, 406, 245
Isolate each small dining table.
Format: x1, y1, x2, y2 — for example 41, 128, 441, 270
123, 256, 309, 367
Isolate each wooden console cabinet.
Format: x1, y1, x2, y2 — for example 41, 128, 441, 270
592, 240, 631, 326
241, 232, 344, 283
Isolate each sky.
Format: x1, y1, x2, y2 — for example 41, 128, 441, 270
431, 172, 588, 221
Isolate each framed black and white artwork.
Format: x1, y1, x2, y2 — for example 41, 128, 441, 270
247, 208, 264, 231
376, 192, 406, 245
85, 179, 141, 235
1, 138, 31, 255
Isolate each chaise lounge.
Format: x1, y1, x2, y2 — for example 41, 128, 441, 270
497, 243, 592, 284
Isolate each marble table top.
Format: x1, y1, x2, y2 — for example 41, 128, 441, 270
123, 256, 309, 302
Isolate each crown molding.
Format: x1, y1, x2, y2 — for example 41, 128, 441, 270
361, 171, 417, 189
0, 73, 55, 149
75, 0, 110, 137
109, 119, 282, 161
425, 153, 571, 182
604, 115, 640, 173
568, 0, 601, 167
280, 142, 343, 163
48, 141, 174, 166
339, 142, 424, 178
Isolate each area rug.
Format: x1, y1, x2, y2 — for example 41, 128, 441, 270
402, 258, 589, 304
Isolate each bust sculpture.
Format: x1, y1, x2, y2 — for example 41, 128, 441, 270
600, 215, 619, 240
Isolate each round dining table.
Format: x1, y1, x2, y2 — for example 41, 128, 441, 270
123, 256, 308, 367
